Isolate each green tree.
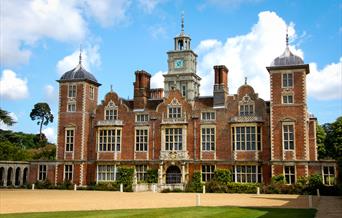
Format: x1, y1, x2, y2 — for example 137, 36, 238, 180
30, 103, 54, 140
317, 124, 327, 159
323, 116, 342, 159
0, 108, 16, 126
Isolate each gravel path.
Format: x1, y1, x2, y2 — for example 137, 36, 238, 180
315, 196, 342, 218
0, 190, 321, 214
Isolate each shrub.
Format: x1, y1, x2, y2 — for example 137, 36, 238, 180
146, 169, 158, 184
185, 171, 203, 192
307, 174, 323, 194
57, 180, 73, 190
95, 182, 118, 191
213, 169, 232, 184
116, 167, 134, 192
35, 179, 53, 189
161, 188, 170, 193
271, 175, 285, 184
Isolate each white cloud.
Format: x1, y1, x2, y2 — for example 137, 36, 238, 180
151, 71, 165, 88
0, 69, 29, 100
0, 0, 86, 67
307, 58, 342, 100
149, 25, 167, 39
56, 45, 101, 76
0, 112, 18, 131
43, 84, 58, 103
0, 0, 131, 67
195, 11, 303, 99
42, 127, 57, 143
139, 0, 160, 13
83, 0, 131, 27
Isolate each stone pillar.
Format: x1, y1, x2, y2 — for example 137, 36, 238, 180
133, 167, 137, 185
3, 168, 7, 187
158, 164, 163, 185
182, 164, 185, 183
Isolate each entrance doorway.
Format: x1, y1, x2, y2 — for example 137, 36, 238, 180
166, 165, 181, 184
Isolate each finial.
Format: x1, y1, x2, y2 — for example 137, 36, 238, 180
79, 44, 82, 65
110, 84, 113, 92
286, 26, 289, 47
245, 77, 247, 85
181, 11, 184, 33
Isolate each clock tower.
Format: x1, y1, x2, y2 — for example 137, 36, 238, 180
164, 14, 201, 103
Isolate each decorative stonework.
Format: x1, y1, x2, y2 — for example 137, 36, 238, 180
160, 150, 189, 160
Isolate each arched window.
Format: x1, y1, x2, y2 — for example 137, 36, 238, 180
239, 94, 254, 116
105, 100, 118, 120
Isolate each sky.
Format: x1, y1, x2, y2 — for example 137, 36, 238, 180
0, 0, 341, 143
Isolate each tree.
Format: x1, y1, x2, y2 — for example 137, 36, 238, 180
30, 103, 54, 140
0, 108, 16, 126
316, 124, 327, 159
323, 116, 342, 159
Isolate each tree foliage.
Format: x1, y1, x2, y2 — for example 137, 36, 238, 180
0, 108, 16, 126
0, 129, 55, 161
30, 102, 54, 140
319, 116, 342, 160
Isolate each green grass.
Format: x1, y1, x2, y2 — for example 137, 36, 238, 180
2, 207, 316, 218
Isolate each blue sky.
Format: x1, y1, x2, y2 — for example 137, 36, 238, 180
0, 0, 341, 143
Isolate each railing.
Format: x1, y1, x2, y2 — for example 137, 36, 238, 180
161, 112, 187, 124
160, 150, 189, 160
97, 120, 123, 126
230, 115, 263, 123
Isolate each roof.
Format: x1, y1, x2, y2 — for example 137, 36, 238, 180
58, 63, 100, 86
270, 46, 304, 67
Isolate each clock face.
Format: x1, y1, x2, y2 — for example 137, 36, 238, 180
174, 59, 184, 69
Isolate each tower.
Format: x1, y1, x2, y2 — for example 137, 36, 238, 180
164, 14, 201, 103
56, 50, 101, 186
267, 32, 312, 181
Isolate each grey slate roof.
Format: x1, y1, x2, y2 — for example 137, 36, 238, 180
59, 64, 99, 85
271, 47, 304, 66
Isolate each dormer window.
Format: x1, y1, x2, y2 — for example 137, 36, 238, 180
201, 112, 215, 121
168, 98, 182, 118
68, 84, 76, 98
239, 95, 254, 116
105, 101, 118, 120
136, 114, 149, 122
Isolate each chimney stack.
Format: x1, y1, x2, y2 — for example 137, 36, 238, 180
134, 70, 151, 109
150, 88, 164, 99
213, 65, 228, 107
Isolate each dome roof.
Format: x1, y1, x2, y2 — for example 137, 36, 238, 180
271, 47, 304, 66
60, 64, 96, 81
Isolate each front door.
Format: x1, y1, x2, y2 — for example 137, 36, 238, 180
166, 165, 181, 184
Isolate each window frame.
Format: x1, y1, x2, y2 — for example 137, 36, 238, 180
38, 164, 47, 181
201, 126, 216, 151
64, 164, 73, 182
168, 106, 182, 119
234, 165, 262, 183
136, 114, 149, 123
322, 166, 336, 186
65, 128, 74, 152
135, 128, 149, 152
282, 93, 294, 104
282, 72, 293, 88
136, 165, 148, 182
202, 165, 215, 182
97, 165, 116, 181
89, 86, 94, 100
201, 111, 216, 121
232, 125, 261, 151
165, 128, 183, 151
282, 123, 295, 150
284, 165, 295, 184
67, 102, 76, 112
97, 128, 122, 152
68, 84, 76, 98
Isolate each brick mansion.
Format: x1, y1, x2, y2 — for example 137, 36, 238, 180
0, 19, 337, 189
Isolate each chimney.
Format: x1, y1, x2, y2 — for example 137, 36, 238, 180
134, 70, 151, 109
213, 65, 228, 107
150, 88, 164, 99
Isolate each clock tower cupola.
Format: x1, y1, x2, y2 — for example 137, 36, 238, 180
164, 14, 201, 103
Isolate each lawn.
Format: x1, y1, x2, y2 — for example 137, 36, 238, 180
2, 207, 316, 218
